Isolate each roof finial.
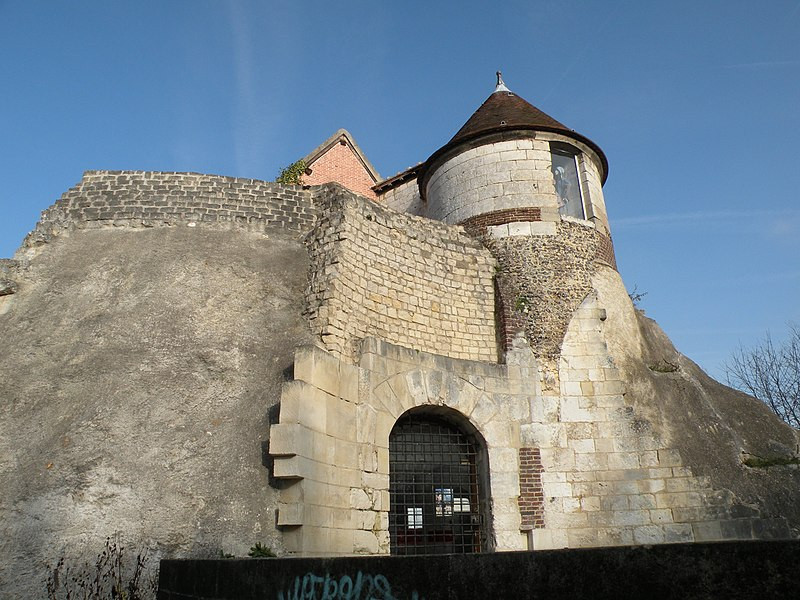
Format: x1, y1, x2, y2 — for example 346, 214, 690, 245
494, 71, 510, 93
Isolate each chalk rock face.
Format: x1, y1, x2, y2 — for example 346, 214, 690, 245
593, 269, 800, 525
0, 225, 312, 598
593, 271, 800, 525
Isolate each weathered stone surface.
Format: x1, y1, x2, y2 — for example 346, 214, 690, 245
593, 268, 800, 533
0, 225, 313, 598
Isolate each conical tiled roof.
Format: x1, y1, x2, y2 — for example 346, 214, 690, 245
419, 74, 608, 197
447, 87, 572, 147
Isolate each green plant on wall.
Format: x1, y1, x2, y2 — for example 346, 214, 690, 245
515, 294, 531, 314
275, 159, 307, 185
248, 543, 276, 558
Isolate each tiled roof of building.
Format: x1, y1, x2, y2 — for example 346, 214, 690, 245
418, 74, 608, 198
448, 87, 571, 147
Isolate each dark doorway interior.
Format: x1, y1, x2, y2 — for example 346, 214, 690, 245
389, 413, 485, 554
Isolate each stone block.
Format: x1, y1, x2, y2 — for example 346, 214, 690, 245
542, 481, 573, 498
469, 393, 498, 426
529, 221, 556, 236
611, 510, 651, 527
665, 477, 694, 493
350, 488, 372, 510
560, 397, 593, 422
633, 525, 665, 544
333, 439, 360, 470
328, 528, 356, 554
593, 380, 625, 396
692, 521, 723, 542
277, 502, 304, 526
340, 362, 360, 402
490, 471, 522, 499
325, 396, 357, 440
294, 345, 341, 398
609, 480, 641, 495
594, 438, 615, 453
279, 380, 327, 433
649, 509, 673, 524
507, 221, 532, 237
601, 495, 629, 511
581, 496, 601, 512
569, 438, 595, 454
540, 447, 575, 470
567, 528, 600, 547
272, 456, 304, 480
607, 452, 641, 470
628, 494, 656, 510
575, 452, 608, 471
269, 423, 313, 458
531, 529, 554, 550
362, 471, 389, 491
488, 447, 519, 472
720, 519, 755, 540
531, 396, 560, 422
521, 423, 566, 449
663, 523, 694, 543
311, 430, 336, 465
375, 411, 395, 448
356, 403, 378, 444
752, 518, 793, 540
493, 511, 522, 531
657, 449, 683, 467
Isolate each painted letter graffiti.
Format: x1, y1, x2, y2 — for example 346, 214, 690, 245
277, 571, 423, 600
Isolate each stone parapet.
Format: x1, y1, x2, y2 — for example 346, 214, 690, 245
19, 170, 318, 255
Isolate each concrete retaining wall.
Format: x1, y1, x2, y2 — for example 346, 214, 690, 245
158, 540, 800, 600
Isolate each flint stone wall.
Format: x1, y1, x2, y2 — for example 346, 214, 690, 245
487, 221, 600, 368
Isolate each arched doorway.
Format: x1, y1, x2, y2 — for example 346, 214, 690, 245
389, 410, 489, 554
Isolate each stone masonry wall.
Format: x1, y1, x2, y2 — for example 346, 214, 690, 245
526, 288, 792, 549
425, 137, 559, 226
377, 176, 424, 216
423, 132, 610, 234
269, 338, 537, 555
20, 170, 317, 255
304, 186, 498, 364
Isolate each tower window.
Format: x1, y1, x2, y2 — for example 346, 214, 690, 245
550, 143, 585, 219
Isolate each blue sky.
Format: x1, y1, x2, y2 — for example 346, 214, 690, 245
2, 1, 799, 382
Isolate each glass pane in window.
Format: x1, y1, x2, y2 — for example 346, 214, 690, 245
551, 150, 584, 219
407, 507, 422, 529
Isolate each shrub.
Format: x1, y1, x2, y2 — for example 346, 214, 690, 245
46, 536, 157, 600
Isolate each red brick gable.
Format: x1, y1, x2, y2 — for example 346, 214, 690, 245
303, 130, 379, 199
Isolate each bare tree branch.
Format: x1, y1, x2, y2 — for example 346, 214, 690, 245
725, 324, 800, 429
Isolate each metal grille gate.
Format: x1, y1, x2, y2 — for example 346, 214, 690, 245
389, 414, 484, 554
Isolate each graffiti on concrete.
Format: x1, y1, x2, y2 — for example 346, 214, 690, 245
278, 571, 424, 600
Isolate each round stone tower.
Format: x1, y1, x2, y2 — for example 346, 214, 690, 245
419, 72, 611, 239
418, 73, 617, 378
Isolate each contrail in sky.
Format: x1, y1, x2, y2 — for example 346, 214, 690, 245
614, 209, 800, 227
